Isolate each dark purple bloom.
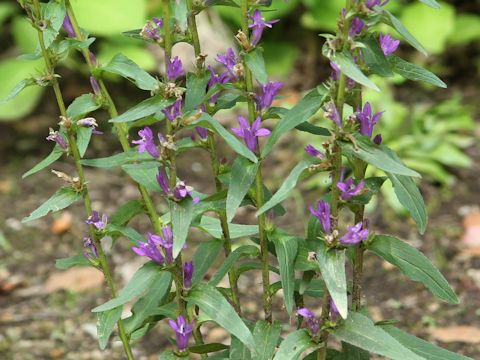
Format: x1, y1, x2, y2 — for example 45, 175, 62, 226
340, 222, 369, 245
325, 102, 342, 127
349, 17, 365, 37
215, 48, 239, 80
153, 17, 163, 27
379, 33, 400, 56
248, 10, 279, 46
77, 117, 102, 135
46, 128, 68, 150
85, 211, 108, 230
297, 307, 320, 335
231, 116, 271, 152
132, 127, 160, 158
166, 56, 184, 82
83, 237, 98, 259
168, 315, 193, 351
157, 168, 170, 195
309, 200, 331, 234
373, 134, 382, 145
356, 102, 383, 138
195, 126, 208, 140
162, 99, 183, 122
337, 178, 365, 200
132, 232, 165, 264
366, 0, 390, 9
330, 299, 340, 321
256, 81, 283, 111
90, 76, 101, 96
183, 261, 193, 288
304, 144, 324, 159
63, 15, 76, 37
173, 181, 193, 201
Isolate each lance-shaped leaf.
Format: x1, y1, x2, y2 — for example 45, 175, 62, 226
77, 127, 93, 158
110, 95, 172, 123
111, 199, 144, 227
0, 78, 36, 105
332, 51, 380, 91
96, 306, 122, 350
23, 146, 63, 178
184, 71, 210, 112
105, 224, 145, 245
331, 312, 424, 360
273, 329, 318, 360
66, 93, 101, 119
55, 254, 90, 269
381, 10, 427, 55
367, 235, 458, 304
253, 321, 282, 360
227, 156, 260, 222
172, 199, 194, 258
93, 262, 163, 312
360, 35, 394, 77
22, 187, 82, 223
380, 325, 473, 360
187, 283, 257, 355
262, 86, 327, 157
192, 239, 223, 285
270, 231, 298, 314
198, 216, 259, 240
121, 162, 160, 192
100, 53, 158, 91
41, 0, 66, 49
244, 48, 268, 84
81, 150, 152, 168
257, 157, 318, 215
316, 241, 348, 319
388, 56, 447, 88
418, 0, 440, 9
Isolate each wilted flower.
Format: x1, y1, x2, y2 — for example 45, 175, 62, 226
309, 200, 331, 234
304, 144, 324, 159
356, 102, 383, 138
297, 307, 320, 335
77, 117, 102, 134
340, 221, 369, 245
173, 181, 193, 201
337, 178, 365, 200
349, 17, 365, 37
83, 237, 98, 259
166, 56, 184, 82
85, 211, 108, 230
325, 102, 342, 127
248, 9, 279, 46
183, 262, 194, 288
379, 33, 400, 56
46, 128, 68, 150
256, 81, 283, 111
62, 15, 76, 38
231, 116, 271, 152
132, 127, 160, 158
168, 315, 193, 351
162, 99, 183, 122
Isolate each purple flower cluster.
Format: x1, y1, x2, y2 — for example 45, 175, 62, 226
379, 33, 400, 56
215, 48, 242, 82
297, 308, 320, 335
132, 227, 174, 264
337, 178, 365, 200
309, 200, 331, 234
168, 315, 193, 351
340, 221, 369, 245
140, 17, 163, 41
85, 211, 108, 230
232, 116, 271, 153
248, 10, 279, 46
166, 57, 184, 82
349, 17, 365, 38
162, 99, 183, 122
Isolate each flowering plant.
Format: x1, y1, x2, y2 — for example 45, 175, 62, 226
7, 0, 471, 359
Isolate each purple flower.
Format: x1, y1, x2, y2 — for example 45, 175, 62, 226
167, 56, 185, 82
173, 181, 193, 201
340, 222, 369, 245
366, 0, 390, 9
309, 200, 331, 234
183, 261, 194, 288
85, 211, 108, 230
248, 10, 279, 46
207, 66, 230, 103
157, 167, 170, 195
349, 17, 365, 37
90, 76, 101, 96
162, 99, 183, 122
304, 144, 324, 159
46, 128, 68, 150
325, 102, 341, 127
231, 116, 271, 152
168, 315, 193, 351
132, 127, 160, 158
256, 81, 283, 111
337, 178, 365, 200
195, 127, 209, 140
132, 232, 165, 264
330, 299, 340, 321
140, 17, 163, 41
150, 227, 174, 263
379, 33, 400, 56
63, 15, 76, 38
373, 134, 382, 145
153, 17, 163, 27
297, 308, 320, 335
157, 168, 199, 203
356, 102, 383, 138
77, 117, 102, 135
215, 48, 239, 80
83, 237, 98, 259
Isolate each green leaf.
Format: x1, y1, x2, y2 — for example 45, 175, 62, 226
295, 121, 330, 136
0, 78, 36, 105
22, 146, 63, 178
349, 176, 387, 205
227, 156, 260, 222
209, 245, 260, 287
92, 262, 163, 312
187, 283, 256, 355
340, 135, 420, 177
172, 199, 195, 258
360, 35, 394, 77
273, 329, 317, 360
382, 10, 427, 55
245, 48, 268, 84
111, 199, 144, 226
81, 150, 152, 168
253, 321, 282, 360
96, 306, 122, 350
100, 53, 158, 91
333, 51, 380, 91
387, 173, 427, 234
230, 335, 252, 360
66, 93, 101, 119
380, 325, 473, 360
192, 239, 223, 285
418, 0, 440, 9
22, 187, 82, 223
77, 127, 93, 158
367, 235, 458, 304
110, 95, 171, 123
262, 86, 328, 157
184, 71, 210, 112
41, 0, 66, 49
192, 113, 257, 162
198, 216, 259, 240
316, 241, 348, 319
55, 254, 90, 269
159, 350, 182, 360
121, 162, 160, 192
105, 224, 145, 245
271, 231, 298, 314
189, 343, 229, 354
257, 157, 318, 216
340, 342, 370, 360
388, 56, 447, 88
124, 271, 172, 334
331, 312, 424, 360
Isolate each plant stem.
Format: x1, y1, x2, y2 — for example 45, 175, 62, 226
240, 0, 271, 323
32, 3, 133, 358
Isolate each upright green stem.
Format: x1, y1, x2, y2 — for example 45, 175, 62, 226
32, 2, 133, 358
240, 0, 271, 323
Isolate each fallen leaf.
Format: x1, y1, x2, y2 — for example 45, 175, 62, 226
45, 267, 104, 293
430, 326, 480, 344
51, 211, 73, 234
